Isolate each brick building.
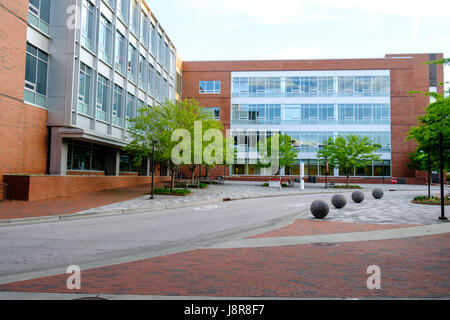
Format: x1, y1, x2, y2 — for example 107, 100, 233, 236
0, 0, 445, 201
0, 0, 178, 200
181, 55, 444, 184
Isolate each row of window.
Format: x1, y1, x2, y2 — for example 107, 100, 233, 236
231, 75, 390, 97
231, 161, 391, 177
77, 62, 170, 125
231, 131, 391, 154
81, 0, 173, 74
230, 104, 390, 125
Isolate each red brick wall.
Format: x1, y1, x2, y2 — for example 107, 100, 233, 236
0, 0, 49, 183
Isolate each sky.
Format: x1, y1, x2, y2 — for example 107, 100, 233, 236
147, 0, 449, 90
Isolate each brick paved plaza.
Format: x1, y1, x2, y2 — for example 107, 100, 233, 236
0, 182, 449, 299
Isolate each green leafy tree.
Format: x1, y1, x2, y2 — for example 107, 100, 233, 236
317, 134, 381, 186
257, 133, 298, 177
186, 111, 225, 184
125, 98, 223, 192
407, 97, 450, 173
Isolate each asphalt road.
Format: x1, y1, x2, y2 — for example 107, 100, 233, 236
0, 194, 318, 284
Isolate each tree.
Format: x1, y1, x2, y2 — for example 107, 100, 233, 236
125, 98, 223, 192
186, 112, 224, 185
257, 133, 298, 177
407, 97, 450, 173
317, 134, 381, 186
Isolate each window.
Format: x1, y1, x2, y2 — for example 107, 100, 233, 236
28, 0, 50, 34
176, 72, 182, 96
96, 75, 109, 121
129, 0, 139, 35
128, 44, 137, 83
67, 140, 107, 172
199, 81, 221, 94
81, 0, 96, 51
117, 0, 129, 23
126, 93, 136, 121
78, 63, 92, 115
150, 24, 157, 57
148, 64, 155, 97
285, 77, 300, 96
24, 43, 48, 107
374, 76, 390, 96
138, 55, 147, 90
155, 72, 162, 101
158, 34, 164, 64
265, 77, 282, 97
354, 76, 372, 96
140, 14, 149, 48
112, 84, 123, 126
119, 153, 138, 172
338, 76, 354, 96
115, 31, 126, 74
283, 105, 301, 121
319, 76, 335, 96
99, 15, 113, 64
202, 107, 220, 120
164, 43, 170, 71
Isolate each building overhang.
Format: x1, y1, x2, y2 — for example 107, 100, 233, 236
57, 127, 128, 149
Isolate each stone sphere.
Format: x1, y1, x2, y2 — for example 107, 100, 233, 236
351, 191, 365, 203
331, 194, 347, 209
372, 188, 384, 199
310, 200, 329, 219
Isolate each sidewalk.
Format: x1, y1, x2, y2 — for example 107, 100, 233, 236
0, 184, 152, 220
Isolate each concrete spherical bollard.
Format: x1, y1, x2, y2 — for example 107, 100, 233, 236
372, 188, 384, 199
331, 194, 347, 209
351, 191, 365, 203
310, 200, 329, 219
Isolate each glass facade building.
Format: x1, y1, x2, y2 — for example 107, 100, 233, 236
229, 70, 392, 177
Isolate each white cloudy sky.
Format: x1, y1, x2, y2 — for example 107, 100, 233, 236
147, 0, 449, 89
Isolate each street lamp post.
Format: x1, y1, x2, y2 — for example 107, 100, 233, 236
319, 145, 327, 189
150, 140, 156, 200
438, 131, 447, 220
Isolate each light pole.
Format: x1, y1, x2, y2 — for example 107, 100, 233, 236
150, 140, 156, 200
319, 145, 327, 189
438, 131, 447, 220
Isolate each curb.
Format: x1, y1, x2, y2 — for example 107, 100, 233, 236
0, 187, 429, 227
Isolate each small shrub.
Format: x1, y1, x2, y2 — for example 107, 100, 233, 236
334, 185, 362, 189
153, 188, 191, 196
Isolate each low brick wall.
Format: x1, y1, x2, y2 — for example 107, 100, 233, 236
3, 175, 171, 201
224, 175, 423, 185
